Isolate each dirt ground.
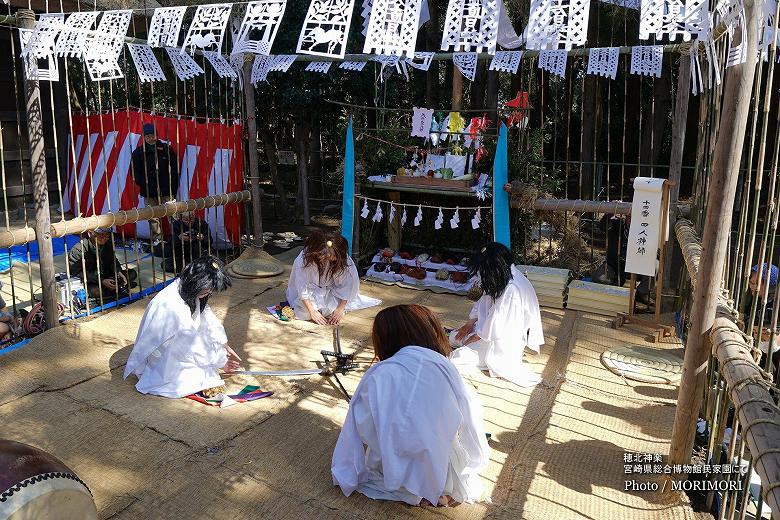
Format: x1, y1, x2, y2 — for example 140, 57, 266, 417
0, 248, 699, 520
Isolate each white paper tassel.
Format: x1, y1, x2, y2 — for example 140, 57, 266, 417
471, 208, 481, 229
361, 199, 370, 218
434, 208, 444, 229
401, 206, 408, 226
388, 203, 396, 223
414, 205, 423, 226
372, 202, 384, 222
450, 207, 460, 229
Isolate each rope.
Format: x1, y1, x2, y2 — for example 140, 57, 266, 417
356, 194, 491, 211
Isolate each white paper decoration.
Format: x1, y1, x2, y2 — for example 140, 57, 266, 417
471, 207, 481, 229
450, 207, 460, 229
405, 51, 435, 70
127, 43, 166, 82
586, 47, 619, 79
411, 108, 434, 138
19, 28, 59, 81
442, 0, 500, 54
388, 203, 396, 223
55, 11, 99, 58
600, 0, 639, 8
268, 55, 298, 72
489, 50, 522, 73
251, 55, 270, 84
148, 7, 188, 48
538, 49, 567, 77
182, 4, 232, 55
234, 0, 288, 55
23, 15, 61, 59
361, 0, 373, 35
340, 61, 368, 71
305, 61, 332, 73
630, 45, 663, 77
524, 0, 590, 50
296, 0, 356, 58
453, 52, 478, 81
230, 52, 246, 88
203, 51, 239, 79
414, 205, 423, 226
372, 202, 384, 222
363, 0, 424, 57
401, 206, 408, 226
165, 47, 205, 80
434, 208, 444, 229
84, 10, 133, 81
361, 199, 370, 218
639, 0, 710, 41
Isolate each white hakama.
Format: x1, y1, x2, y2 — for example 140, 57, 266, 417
286, 251, 380, 320
450, 265, 545, 387
123, 280, 228, 398
332, 346, 490, 506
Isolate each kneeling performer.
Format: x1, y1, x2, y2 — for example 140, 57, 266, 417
123, 255, 241, 398
286, 231, 380, 325
450, 242, 545, 387
332, 304, 490, 506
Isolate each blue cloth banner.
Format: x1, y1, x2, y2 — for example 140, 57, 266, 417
0, 235, 82, 273
341, 118, 355, 255
493, 123, 511, 248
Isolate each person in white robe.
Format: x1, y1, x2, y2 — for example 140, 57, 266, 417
450, 242, 545, 387
286, 231, 380, 325
332, 304, 490, 506
123, 255, 241, 398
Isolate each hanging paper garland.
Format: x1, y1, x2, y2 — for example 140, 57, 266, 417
361, 199, 370, 218
404, 52, 435, 71
414, 205, 423, 226
489, 51, 523, 74
450, 207, 460, 229
401, 205, 408, 226
19, 28, 59, 81
538, 50, 568, 78
233, 0, 288, 55
204, 51, 238, 79
388, 203, 396, 223
55, 11, 99, 58
586, 47, 620, 79
127, 43, 166, 82
639, 0, 710, 41
166, 47, 205, 80
372, 201, 384, 222
453, 52, 478, 81
147, 7, 188, 48
84, 10, 133, 81
441, 0, 500, 54
629, 45, 663, 77
23, 15, 61, 59
306, 61, 332, 73
181, 4, 232, 54
364, 0, 424, 56
434, 208, 444, 230
296, 0, 356, 58
252, 55, 272, 84
340, 61, 368, 71
268, 55, 298, 72
524, 0, 590, 50
471, 207, 481, 229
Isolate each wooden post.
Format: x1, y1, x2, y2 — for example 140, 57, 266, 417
629, 274, 636, 317
242, 59, 264, 248
662, 57, 692, 310
18, 9, 58, 330
655, 181, 670, 323
452, 65, 464, 111
388, 191, 401, 251
668, 1, 759, 467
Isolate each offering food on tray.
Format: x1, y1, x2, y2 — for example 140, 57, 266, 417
399, 251, 413, 260
373, 262, 387, 272
435, 268, 450, 281
451, 272, 469, 284
408, 267, 427, 280
415, 253, 430, 263
380, 248, 395, 259
390, 261, 402, 273
430, 254, 443, 264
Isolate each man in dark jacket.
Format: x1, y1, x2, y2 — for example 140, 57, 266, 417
68, 228, 138, 298
132, 123, 179, 244
163, 211, 212, 274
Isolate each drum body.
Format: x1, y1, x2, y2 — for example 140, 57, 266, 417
0, 439, 97, 520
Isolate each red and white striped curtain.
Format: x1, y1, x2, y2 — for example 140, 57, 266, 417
63, 110, 245, 249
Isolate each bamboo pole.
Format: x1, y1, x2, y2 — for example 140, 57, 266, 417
0, 191, 251, 248
669, 0, 760, 467
242, 58, 264, 248
18, 9, 58, 330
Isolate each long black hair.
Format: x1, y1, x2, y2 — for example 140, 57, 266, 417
178, 255, 232, 312
469, 242, 514, 300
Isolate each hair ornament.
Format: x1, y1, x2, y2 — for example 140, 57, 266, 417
326, 240, 333, 247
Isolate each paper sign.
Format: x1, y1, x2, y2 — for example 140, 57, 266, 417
625, 177, 665, 277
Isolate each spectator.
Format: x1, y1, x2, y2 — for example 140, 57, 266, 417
68, 228, 138, 299
163, 211, 212, 274
132, 123, 179, 246
0, 282, 16, 341
743, 263, 780, 371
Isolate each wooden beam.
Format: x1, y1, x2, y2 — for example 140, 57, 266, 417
668, 0, 760, 467
242, 59, 264, 248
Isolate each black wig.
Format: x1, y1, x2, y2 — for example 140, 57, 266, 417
178, 255, 232, 313
469, 242, 514, 300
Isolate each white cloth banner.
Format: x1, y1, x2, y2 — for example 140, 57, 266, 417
625, 177, 665, 277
